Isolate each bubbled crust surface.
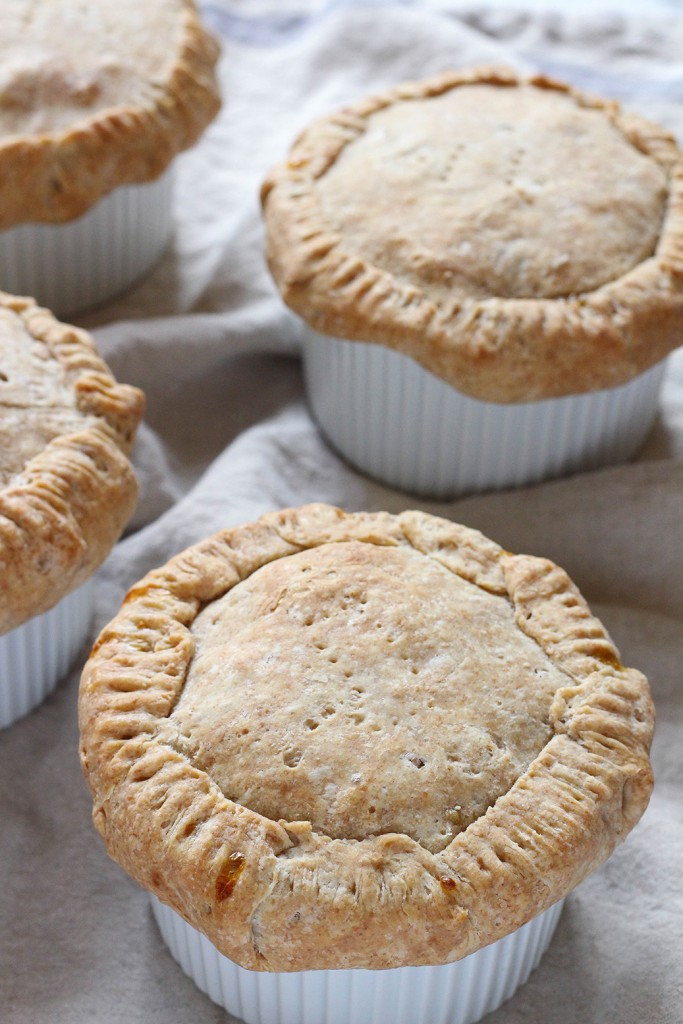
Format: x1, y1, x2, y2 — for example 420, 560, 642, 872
79, 505, 654, 972
262, 67, 683, 402
175, 541, 569, 853
0, 292, 144, 634
0, 0, 221, 228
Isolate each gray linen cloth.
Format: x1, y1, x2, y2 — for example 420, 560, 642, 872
1, 4, 682, 1022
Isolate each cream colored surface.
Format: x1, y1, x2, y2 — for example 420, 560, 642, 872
0, 306, 83, 484
0, 292, 144, 634
263, 69, 683, 402
315, 84, 667, 301
177, 540, 566, 852
0, 0, 220, 227
2, 3, 683, 1022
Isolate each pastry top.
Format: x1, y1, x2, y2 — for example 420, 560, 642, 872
313, 84, 665, 303
178, 540, 569, 854
262, 67, 683, 402
0, 291, 144, 634
0, 0, 221, 228
79, 504, 654, 972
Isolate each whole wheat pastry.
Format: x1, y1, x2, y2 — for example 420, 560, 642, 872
262, 67, 683, 403
79, 504, 654, 972
0, 0, 221, 228
0, 291, 144, 635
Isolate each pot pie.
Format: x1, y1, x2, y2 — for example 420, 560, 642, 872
79, 504, 654, 978
261, 67, 683, 497
0, 0, 221, 314
0, 291, 143, 725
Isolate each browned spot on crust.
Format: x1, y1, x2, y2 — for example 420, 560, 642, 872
595, 648, 624, 671
215, 853, 245, 901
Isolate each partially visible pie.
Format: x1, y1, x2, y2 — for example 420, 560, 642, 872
0, 291, 144, 635
0, 0, 221, 228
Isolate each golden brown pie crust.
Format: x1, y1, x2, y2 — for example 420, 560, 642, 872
0, 0, 221, 229
79, 504, 654, 971
261, 67, 683, 402
0, 292, 144, 634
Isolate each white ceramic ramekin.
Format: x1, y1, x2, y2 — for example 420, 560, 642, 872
151, 894, 564, 1024
303, 332, 668, 499
0, 577, 94, 729
0, 169, 175, 317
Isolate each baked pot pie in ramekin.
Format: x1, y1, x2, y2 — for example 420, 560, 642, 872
79, 504, 654, 1024
0, 292, 143, 727
262, 67, 683, 498
0, 0, 221, 315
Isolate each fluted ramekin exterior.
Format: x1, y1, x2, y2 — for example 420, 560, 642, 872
151, 895, 564, 1024
303, 332, 667, 499
0, 170, 174, 316
0, 578, 94, 728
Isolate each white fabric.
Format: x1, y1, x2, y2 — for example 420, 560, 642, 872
2, 4, 682, 1022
